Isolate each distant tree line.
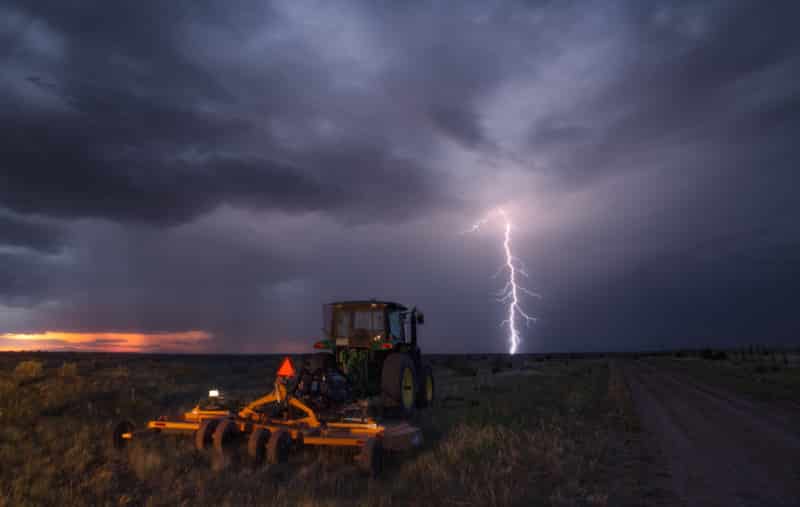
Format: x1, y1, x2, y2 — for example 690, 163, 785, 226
668, 345, 794, 369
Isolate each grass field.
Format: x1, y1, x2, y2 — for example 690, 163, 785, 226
646, 350, 800, 404
0, 353, 647, 507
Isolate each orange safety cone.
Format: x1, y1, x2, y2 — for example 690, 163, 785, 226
276, 356, 296, 377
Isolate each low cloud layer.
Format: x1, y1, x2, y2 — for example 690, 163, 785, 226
0, 330, 211, 352
1, 0, 798, 352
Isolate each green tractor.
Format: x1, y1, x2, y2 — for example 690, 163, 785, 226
309, 300, 434, 416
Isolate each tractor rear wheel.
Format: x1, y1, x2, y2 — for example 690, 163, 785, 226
356, 438, 383, 477
195, 418, 220, 451
416, 364, 435, 408
267, 429, 292, 464
381, 353, 417, 417
247, 428, 270, 465
212, 419, 238, 454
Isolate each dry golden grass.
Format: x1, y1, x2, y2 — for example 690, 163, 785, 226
12, 360, 44, 382
650, 353, 800, 403
0, 353, 643, 506
59, 361, 79, 378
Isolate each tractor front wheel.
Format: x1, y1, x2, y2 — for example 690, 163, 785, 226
381, 353, 417, 417
416, 364, 435, 408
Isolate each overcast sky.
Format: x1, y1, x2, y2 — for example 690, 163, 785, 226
1, 0, 799, 353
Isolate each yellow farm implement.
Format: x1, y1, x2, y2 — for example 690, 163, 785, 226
112, 357, 423, 476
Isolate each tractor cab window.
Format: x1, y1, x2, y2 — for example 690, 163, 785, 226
388, 310, 404, 342
333, 307, 384, 341
353, 310, 373, 331
353, 310, 383, 339
334, 310, 350, 339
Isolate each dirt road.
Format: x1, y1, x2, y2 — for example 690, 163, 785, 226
623, 360, 800, 507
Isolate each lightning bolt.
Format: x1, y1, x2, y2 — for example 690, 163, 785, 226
465, 208, 538, 355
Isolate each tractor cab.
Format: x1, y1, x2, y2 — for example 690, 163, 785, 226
310, 300, 432, 413
321, 301, 421, 350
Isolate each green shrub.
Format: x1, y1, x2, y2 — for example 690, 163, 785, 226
59, 362, 79, 377
13, 360, 44, 381
108, 366, 129, 378
490, 357, 513, 374
445, 358, 478, 377
0, 378, 15, 397
701, 349, 727, 361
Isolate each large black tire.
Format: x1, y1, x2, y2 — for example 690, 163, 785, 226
416, 364, 435, 408
381, 353, 417, 416
247, 428, 270, 465
212, 419, 238, 454
195, 418, 220, 451
309, 352, 335, 372
112, 420, 134, 450
266, 429, 292, 464
356, 438, 383, 477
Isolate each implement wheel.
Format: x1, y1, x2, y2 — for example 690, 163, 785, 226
416, 364, 435, 408
381, 353, 417, 416
213, 419, 238, 454
267, 430, 291, 464
195, 418, 220, 451
356, 438, 383, 477
247, 428, 270, 465
112, 420, 134, 450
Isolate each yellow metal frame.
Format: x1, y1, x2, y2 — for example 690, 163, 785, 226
238, 381, 320, 427
126, 380, 390, 448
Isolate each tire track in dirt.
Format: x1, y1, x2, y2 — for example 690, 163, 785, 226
651, 362, 800, 436
623, 360, 800, 507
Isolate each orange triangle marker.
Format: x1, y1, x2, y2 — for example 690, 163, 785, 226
276, 356, 296, 377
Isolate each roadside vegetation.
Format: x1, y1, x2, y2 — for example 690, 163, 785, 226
0, 352, 646, 506
649, 347, 800, 404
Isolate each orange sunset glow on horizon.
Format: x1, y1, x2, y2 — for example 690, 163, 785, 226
0, 330, 213, 353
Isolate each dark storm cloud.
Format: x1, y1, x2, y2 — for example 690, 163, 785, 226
0, 116, 335, 225
545, 238, 800, 351
0, 251, 52, 306
525, 1, 800, 188
0, 211, 63, 253
506, 0, 800, 351
428, 106, 488, 149
0, 0, 458, 226
1, 0, 799, 351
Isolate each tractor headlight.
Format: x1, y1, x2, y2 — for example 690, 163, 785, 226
208, 389, 220, 398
